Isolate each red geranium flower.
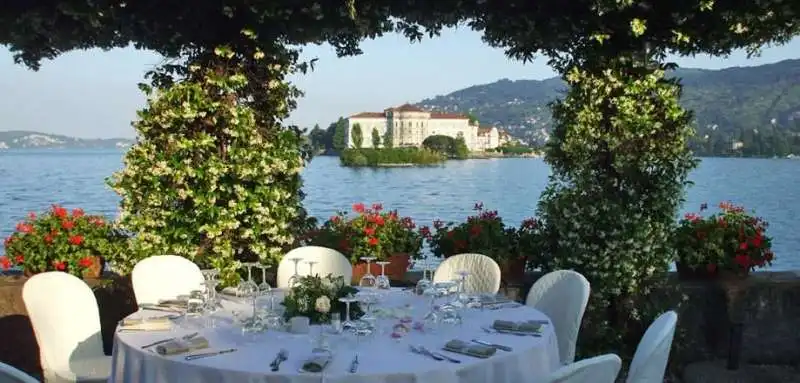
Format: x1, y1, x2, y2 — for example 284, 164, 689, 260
352, 203, 365, 213
78, 257, 94, 268
52, 205, 68, 219
53, 261, 67, 271
68, 235, 84, 246
72, 208, 85, 217
61, 220, 75, 230
368, 237, 379, 246
0, 256, 11, 270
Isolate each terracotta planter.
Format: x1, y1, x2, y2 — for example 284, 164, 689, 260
500, 257, 527, 285
81, 256, 105, 279
351, 253, 411, 285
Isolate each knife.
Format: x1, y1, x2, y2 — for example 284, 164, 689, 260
471, 339, 513, 352
185, 348, 237, 361
140, 332, 198, 349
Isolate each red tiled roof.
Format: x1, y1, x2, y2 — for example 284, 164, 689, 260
349, 112, 385, 118
388, 104, 425, 112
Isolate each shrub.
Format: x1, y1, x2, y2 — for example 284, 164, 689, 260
675, 201, 773, 274
422, 202, 515, 265
308, 203, 423, 263
340, 148, 445, 167
2, 205, 127, 278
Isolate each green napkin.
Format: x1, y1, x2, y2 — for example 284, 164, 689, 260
301, 352, 331, 373
444, 340, 496, 358
492, 320, 542, 333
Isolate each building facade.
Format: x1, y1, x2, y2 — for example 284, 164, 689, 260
346, 104, 505, 151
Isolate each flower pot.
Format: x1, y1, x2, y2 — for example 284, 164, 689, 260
81, 256, 105, 280
675, 261, 718, 280
500, 257, 527, 285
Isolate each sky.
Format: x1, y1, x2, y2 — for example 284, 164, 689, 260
1, 29, 799, 139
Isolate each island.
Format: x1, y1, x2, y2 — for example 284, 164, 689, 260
0, 131, 134, 150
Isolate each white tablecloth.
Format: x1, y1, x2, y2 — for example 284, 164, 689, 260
111, 290, 560, 383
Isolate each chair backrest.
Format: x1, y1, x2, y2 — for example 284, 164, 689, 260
22, 272, 104, 376
276, 246, 352, 288
525, 269, 591, 365
0, 361, 39, 383
546, 354, 622, 383
131, 255, 204, 305
626, 310, 678, 383
432, 253, 501, 295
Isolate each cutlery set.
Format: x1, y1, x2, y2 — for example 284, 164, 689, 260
140, 332, 199, 349
482, 326, 542, 337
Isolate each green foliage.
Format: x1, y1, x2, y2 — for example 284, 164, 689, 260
281, 274, 362, 324
2, 205, 127, 278
422, 203, 516, 265
371, 128, 381, 148
307, 124, 327, 152
339, 148, 445, 167
383, 128, 394, 149
421, 135, 468, 159
332, 118, 348, 152
350, 123, 363, 149
536, 58, 697, 357
675, 202, 773, 273
495, 143, 534, 155
307, 203, 423, 263
109, 42, 305, 286
453, 136, 469, 159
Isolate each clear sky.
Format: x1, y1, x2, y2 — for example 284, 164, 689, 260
1, 28, 799, 139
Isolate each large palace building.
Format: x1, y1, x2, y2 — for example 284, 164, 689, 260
347, 104, 507, 151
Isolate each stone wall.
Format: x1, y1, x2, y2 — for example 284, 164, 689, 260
1, 270, 797, 377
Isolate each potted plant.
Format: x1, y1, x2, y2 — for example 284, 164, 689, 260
423, 202, 519, 283
674, 201, 773, 279
510, 217, 545, 280
2, 205, 128, 279
308, 203, 423, 283
281, 274, 363, 324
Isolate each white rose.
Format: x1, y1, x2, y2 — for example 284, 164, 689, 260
315, 296, 331, 314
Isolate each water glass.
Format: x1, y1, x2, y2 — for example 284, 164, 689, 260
329, 312, 342, 334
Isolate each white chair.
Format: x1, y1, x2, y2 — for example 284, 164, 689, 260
525, 270, 591, 365
131, 255, 204, 305
276, 246, 352, 288
0, 361, 39, 383
22, 272, 111, 382
432, 253, 501, 294
626, 311, 678, 383
545, 354, 622, 383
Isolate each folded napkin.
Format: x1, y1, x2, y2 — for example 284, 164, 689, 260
300, 349, 332, 373
492, 320, 542, 333
443, 340, 496, 358
120, 317, 172, 331
157, 299, 188, 308
156, 337, 209, 356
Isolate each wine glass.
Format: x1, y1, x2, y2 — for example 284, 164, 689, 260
375, 261, 391, 290
287, 257, 303, 288
256, 264, 275, 315
236, 263, 259, 318
305, 260, 318, 277
415, 257, 432, 294
359, 257, 377, 288
339, 294, 359, 332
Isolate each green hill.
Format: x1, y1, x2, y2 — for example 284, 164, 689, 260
416, 59, 800, 157
0, 130, 134, 149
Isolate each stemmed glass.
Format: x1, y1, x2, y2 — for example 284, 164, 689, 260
375, 261, 391, 290
454, 270, 470, 308
257, 264, 274, 314
358, 257, 377, 288
339, 294, 359, 332
236, 263, 260, 326
415, 257, 432, 294
305, 260, 318, 277
287, 257, 303, 288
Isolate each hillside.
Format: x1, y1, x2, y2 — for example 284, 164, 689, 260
0, 131, 134, 149
416, 59, 800, 157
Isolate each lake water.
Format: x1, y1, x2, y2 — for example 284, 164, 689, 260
2, 149, 799, 270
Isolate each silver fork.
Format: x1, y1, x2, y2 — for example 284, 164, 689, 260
421, 346, 460, 363
409, 345, 443, 361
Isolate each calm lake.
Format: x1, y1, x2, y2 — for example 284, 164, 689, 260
1, 149, 799, 270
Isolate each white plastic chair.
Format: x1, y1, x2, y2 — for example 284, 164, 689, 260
545, 354, 622, 383
276, 246, 353, 288
22, 272, 111, 382
432, 253, 501, 294
626, 310, 678, 383
525, 270, 591, 365
0, 361, 39, 383
131, 255, 204, 305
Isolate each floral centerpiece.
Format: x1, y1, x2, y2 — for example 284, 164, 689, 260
307, 203, 423, 281
422, 202, 519, 281
281, 274, 363, 324
2, 205, 128, 279
675, 201, 773, 278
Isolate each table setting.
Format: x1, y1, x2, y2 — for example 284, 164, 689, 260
110, 260, 560, 383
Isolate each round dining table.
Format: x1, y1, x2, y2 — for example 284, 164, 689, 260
110, 289, 560, 383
